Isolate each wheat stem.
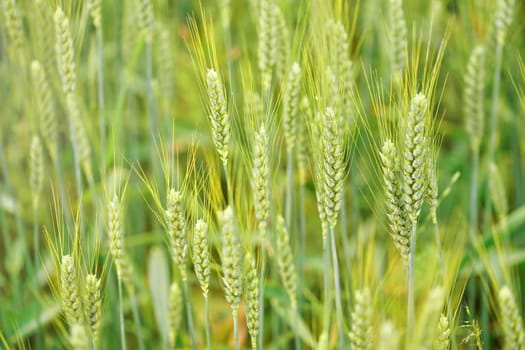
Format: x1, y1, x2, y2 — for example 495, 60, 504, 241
329, 224, 345, 348
96, 27, 106, 173
182, 278, 196, 350
407, 223, 417, 342
117, 277, 126, 350
204, 295, 211, 350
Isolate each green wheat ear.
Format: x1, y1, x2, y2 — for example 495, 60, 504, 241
464, 45, 486, 152
206, 68, 230, 168
84, 274, 102, 346
436, 314, 450, 350
165, 189, 188, 281
192, 219, 210, 297
60, 255, 84, 325
276, 215, 297, 310
498, 285, 525, 349
244, 251, 260, 350
349, 288, 373, 350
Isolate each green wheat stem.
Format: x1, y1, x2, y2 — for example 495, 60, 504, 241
258, 242, 267, 350
96, 27, 106, 172
407, 224, 417, 341
484, 42, 503, 230
285, 149, 294, 238
129, 288, 145, 350
233, 310, 240, 350
470, 148, 480, 238
322, 236, 331, 337
205, 295, 211, 350
182, 278, 197, 350
329, 224, 345, 348
118, 277, 126, 350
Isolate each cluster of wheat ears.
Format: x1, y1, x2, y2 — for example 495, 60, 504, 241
1, 0, 525, 349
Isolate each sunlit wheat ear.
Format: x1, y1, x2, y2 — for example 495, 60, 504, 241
273, 5, 290, 81
326, 20, 353, 112
378, 320, 400, 350
165, 189, 188, 281
244, 251, 260, 350
489, 162, 508, 225
108, 195, 133, 286
192, 219, 210, 297
436, 314, 450, 350
494, 0, 515, 46
380, 139, 410, 264
168, 282, 183, 348
31, 61, 58, 161
30, 136, 44, 204
2, 0, 24, 52
388, 0, 407, 77
276, 215, 297, 310
87, 0, 102, 28
402, 93, 429, 224
206, 68, 230, 168
84, 274, 102, 346
464, 45, 486, 152
349, 288, 373, 350
138, 0, 154, 43
320, 107, 345, 229
69, 323, 89, 350
54, 7, 76, 98
218, 206, 243, 313
60, 255, 84, 324
282, 62, 301, 152
258, 0, 277, 88
498, 285, 525, 349
252, 123, 270, 239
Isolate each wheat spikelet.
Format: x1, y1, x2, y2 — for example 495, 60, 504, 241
206, 68, 230, 167
35, 0, 56, 77
30, 136, 44, 204
138, 0, 154, 43
69, 323, 89, 350
258, 0, 277, 87
282, 62, 301, 152
489, 162, 508, 225
494, 0, 515, 46
276, 215, 297, 310
402, 93, 428, 224
349, 288, 373, 350
380, 139, 410, 263
498, 285, 525, 350
464, 45, 486, 152
168, 282, 183, 347
273, 5, 290, 81
244, 251, 260, 350
87, 0, 102, 28
165, 189, 188, 280
60, 255, 83, 324
54, 7, 77, 98
252, 123, 270, 238
192, 219, 210, 297
84, 274, 101, 346
2, 0, 24, 53
389, 0, 407, 77
31, 61, 58, 161
218, 206, 242, 313
436, 314, 450, 350
320, 107, 345, 229
108, 195, 133, 285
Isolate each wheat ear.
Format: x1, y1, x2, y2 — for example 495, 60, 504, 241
138, 0, 154, 43
192, 219, 211, 350
244, 251, 260, 350
499, 285, 525, 350
436, 314, 450, 350
69, 323, 89, 350
489, 162, 508, 226
258, 0, 277, 88
389, 0, 407, 78
108, 195, 133, 286
206, 69, 230, 168
165, 189, 188, 280
282, 62, 302, 153
84, 274, 102, 347
276, 215, 297, 310
252, 123, 270, 239
60, 255, 84, 324
2, 0, 24, 53
168, 282, 183, 348
273, 5, 290, 81
349, 288, 373, 350
464, 45, 486, 153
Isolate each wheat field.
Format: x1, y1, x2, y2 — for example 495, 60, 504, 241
1, 0, 525, 349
